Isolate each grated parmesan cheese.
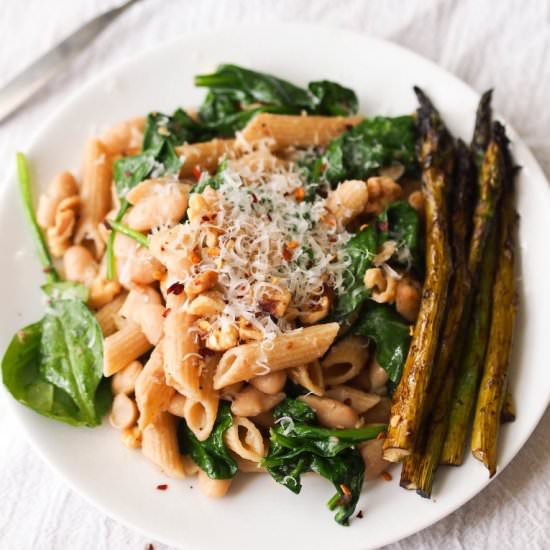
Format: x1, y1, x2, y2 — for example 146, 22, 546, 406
155, 156, 352, 341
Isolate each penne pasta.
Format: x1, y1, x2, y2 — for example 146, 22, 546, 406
163, 293, 204, 399
176, 139, 236, 177
321, 335, 369, 386
141, 412, 185, 479
240, 113, 363, 150
288, 361, 325, 396
103, 321, 152, 377
74, 138, 112, 258
213, 323, 339, 389
182, 354, 220, 441
224, 416, 266, 463
135, 343, 174, 430
167, 393, 187, 417
95, 291, 128, 336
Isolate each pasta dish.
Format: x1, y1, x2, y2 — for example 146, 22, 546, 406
2, 65, 518, 524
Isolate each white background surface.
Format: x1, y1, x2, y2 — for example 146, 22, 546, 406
1, 1, 549, 549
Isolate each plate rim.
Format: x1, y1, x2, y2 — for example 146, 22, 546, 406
1, 21, 549, 550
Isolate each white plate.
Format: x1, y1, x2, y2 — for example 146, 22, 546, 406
1, 22, 549, 550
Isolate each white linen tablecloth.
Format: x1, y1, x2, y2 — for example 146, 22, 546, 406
1, 1, 549, 548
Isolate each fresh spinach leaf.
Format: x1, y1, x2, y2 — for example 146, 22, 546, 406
41, 281, 89, 302
40, 299, 104, 426
308, 80, 358, 116
263, 398, 385, 525
179, 402, 237, 479
354, 301, 411, 384
2, 154, 110, 427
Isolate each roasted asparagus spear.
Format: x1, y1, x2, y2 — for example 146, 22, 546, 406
400, 140, 474, 489
440, 121, 509, 465
383, 87, 453, 462
471, 162, 517, 477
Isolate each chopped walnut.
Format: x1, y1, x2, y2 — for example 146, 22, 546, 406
365, 177, 402, 215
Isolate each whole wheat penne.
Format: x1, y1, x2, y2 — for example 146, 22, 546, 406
240, 113, 363, 150
321, 335, 369, 386
95, 291, 128, 336
213, 323, 339, 389
163, 293, 203, 399
182, 354, 220, 441
168, 393, 187, 417
141, 412, 185, 479
176, 139, 236, 177
103, 320, 152, 377
74, 138, 112, 258
288, 361, 325, 396
135, 343, 175, 430
224, 416, 266, 462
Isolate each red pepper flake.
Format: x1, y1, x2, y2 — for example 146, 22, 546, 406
266, 213, 272, 222
356, 510, 364, 519
189, 250, 201, 264
381, 471, 393, 481
250, 192, 258, 204
377, 220, 389, 232
259, 299, 277, 315
282, 247, 293, 261
156, 484, 168, 491
294, 187, 305, 201
320, 160, 328, 173
167, 282, 184, 295
162, 308, 172, 318
192, 165, 202, 181
145, 544, 155, 550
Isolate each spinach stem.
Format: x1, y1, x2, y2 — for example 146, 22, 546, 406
105, 201, 129, 280
16, 152, 59, 283
107, 218, 149, 249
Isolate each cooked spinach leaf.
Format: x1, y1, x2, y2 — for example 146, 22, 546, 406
262, 398, 385, 525
179, 402, 237, 479
190, 158, 228, 194
308, 80, 358, 116
379, 201, 422, 272
354, 301, 411, 384
334, 225, 380, 323
307, 116, 417, 187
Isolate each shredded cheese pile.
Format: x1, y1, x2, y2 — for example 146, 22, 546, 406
166, 157, 352, 339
